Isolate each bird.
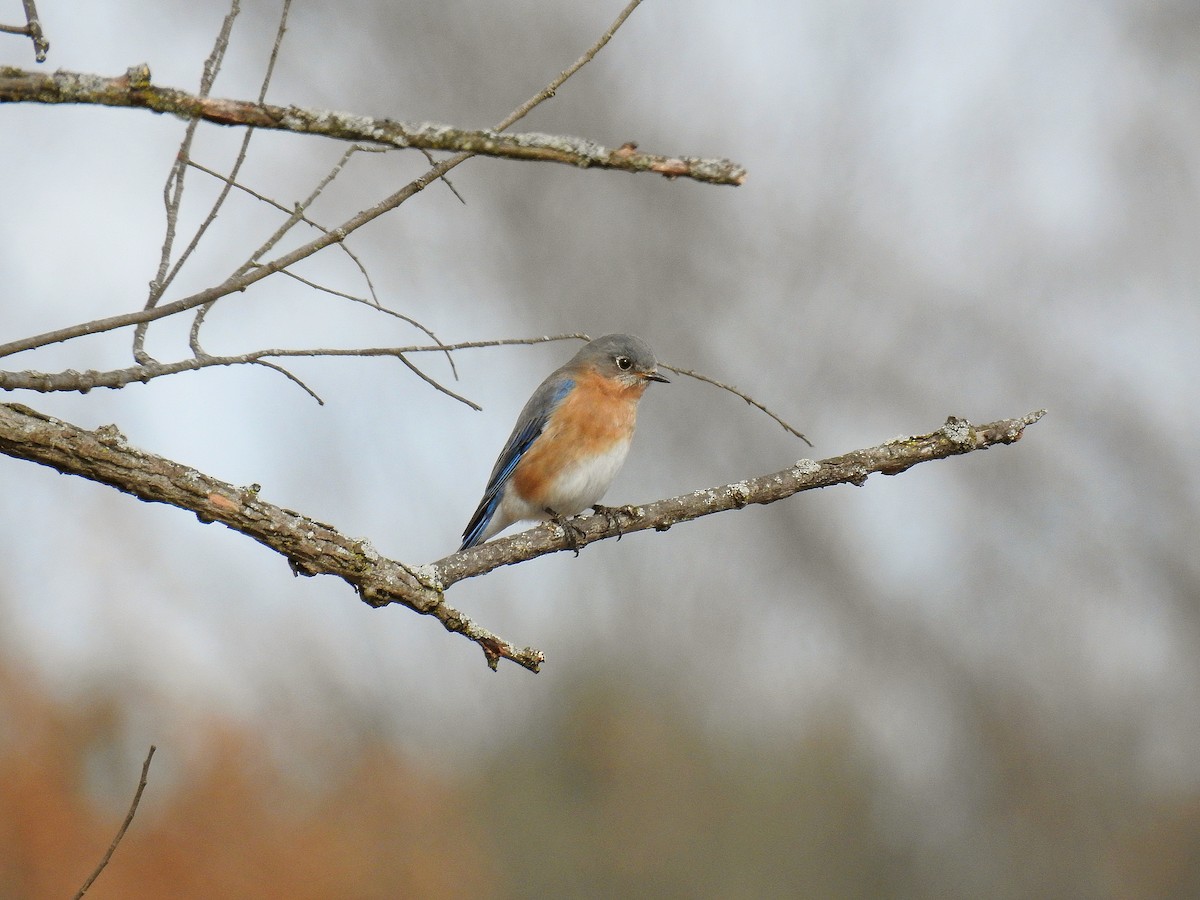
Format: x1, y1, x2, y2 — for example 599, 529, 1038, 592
460, 334, 669, 550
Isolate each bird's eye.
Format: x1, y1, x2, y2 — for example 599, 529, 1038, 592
615, 356, 632, 370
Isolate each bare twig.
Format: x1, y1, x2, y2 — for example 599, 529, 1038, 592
210, 137, 471, 371
0, 335, 589, 392
419, 147, 467, 204
0, 0, 49, 62
392, 353, 481, 410
186, 154, 384, 307
0, 336, 590, 408
187, 302, 212, 356
135, 2, 242, 362
74, 744, 157, 899
234, 145, 373, 280
498, 0, 642, 131
273, 266, 460, 379
274, 269, 404, 323
252, 358, 324, 403
0, 403, 1045, 671
186, 0, 295, 355
181, 2, 273, 296
664, 363, 812, 446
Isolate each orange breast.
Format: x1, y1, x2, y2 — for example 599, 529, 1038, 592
512, 370, 646, 506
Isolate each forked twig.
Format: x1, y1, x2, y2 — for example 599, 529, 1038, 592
186, 154, 384, 307
419, 147, 467, 204
0, 0, 50, 62
188, 0, 294, 356
135, 1, 242, 362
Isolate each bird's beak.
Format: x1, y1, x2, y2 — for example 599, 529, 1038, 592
644, 370, 670, 384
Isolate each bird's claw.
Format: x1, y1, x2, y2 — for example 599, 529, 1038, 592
592, 503, 638, 540
547, 508, 586, 556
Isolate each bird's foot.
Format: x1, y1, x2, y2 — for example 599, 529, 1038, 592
546, 508, 586, 556
591, 503, 639, 540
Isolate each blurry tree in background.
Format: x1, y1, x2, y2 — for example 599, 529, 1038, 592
2, 0, 1199, 897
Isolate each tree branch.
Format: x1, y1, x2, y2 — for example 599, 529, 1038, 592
0, 402, 1045, 671
0, 335, 589, 400
0, 65, 747, 185
433, 410, 1047, 583
0, 402, 544, 672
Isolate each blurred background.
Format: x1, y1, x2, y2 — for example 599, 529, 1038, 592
2, 0, 1199, 896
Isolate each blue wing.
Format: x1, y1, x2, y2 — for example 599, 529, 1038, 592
460, 376, 574, 550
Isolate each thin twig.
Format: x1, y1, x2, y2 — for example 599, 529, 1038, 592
188, 0, 294, 355
275, 269, 444, 341
196, 141, 456, 372
208, 139, 457, 375
393, 352, 481, 410
158, 2, 241, 283
496, 0, 642, 132
0, 340, 810, 441
74, 745, 157, 898
252, 358, 324, 403
0, 335, 588, 404
235, 144, 374, 280
186, 155, 384, 307
664, 363, 812, 446
135, 1, 241, 362
419, 147, 466, 204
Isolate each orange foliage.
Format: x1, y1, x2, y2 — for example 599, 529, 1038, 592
0, 663, 497, 899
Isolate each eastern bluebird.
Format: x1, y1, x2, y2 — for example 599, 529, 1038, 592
460, 334, 669, 550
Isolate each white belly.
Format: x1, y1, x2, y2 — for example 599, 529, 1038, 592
542, 437, 632, 516
495, 436, 632, 532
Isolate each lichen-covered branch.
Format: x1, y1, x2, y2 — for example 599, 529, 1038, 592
0, 65, 747, 186
0, 402, 544, 672
0, 401, 1044, 671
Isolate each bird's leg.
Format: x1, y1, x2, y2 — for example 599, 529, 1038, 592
591, 504, 639, 541
545, 508, 586, 556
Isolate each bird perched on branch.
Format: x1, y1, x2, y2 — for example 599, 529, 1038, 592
460, 333, 668, 550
